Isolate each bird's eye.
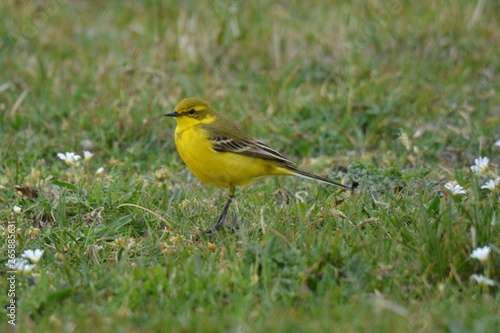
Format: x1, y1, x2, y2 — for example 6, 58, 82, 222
188, 109, 196, 115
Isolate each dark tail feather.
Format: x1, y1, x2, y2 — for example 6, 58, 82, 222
292, 169, 352, 190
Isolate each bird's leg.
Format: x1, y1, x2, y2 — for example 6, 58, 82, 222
213, 195, 233, 230
205, 186, 235, 234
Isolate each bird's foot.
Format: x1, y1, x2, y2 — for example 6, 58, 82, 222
193, 225, 222, 241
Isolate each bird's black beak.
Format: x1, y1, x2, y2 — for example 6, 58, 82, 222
164, 111, 180, 117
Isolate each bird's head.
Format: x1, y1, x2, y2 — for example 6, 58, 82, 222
165, 98, 217, 128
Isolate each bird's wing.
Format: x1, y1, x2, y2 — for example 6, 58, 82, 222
201, 121, 297, 170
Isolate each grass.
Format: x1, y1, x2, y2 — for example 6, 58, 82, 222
1, 0, 499, 332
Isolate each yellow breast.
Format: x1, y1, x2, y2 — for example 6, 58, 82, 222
174, 125, 290, 189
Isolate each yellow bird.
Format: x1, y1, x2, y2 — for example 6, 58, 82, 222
165, 98, 351, 233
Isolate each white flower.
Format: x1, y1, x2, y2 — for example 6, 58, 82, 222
20, 264, 36, 274
444, 182, 466, 195
494, 139, 500, 147
83, 151, 94, 162
11, 258, 36, 275
470, 274, 495, 286
12, 258, 27, 269
481, 178, 500, 191
13, 205, 21, 214
470, 157, 489, 175
470, 246, 491, 262
57, 152, 81, 166
21, 249, 44, 264
95, 167, 104, 176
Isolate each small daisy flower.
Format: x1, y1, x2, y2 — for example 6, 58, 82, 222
470, 274, 495, 286
470, 157, 489, 175
494, 139, 500, 147
83, 151, 94, 162
13, 205, 21, 214
20, 264, 36, 275
95, 167, 104, 176
12, 258, 36, 275
21, 249, 44, 264
470, 246, 491, 263
57, 152, 81, 166
11, 258, 27, 269
481, 178, 500, 191
444, 182, 466, 195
